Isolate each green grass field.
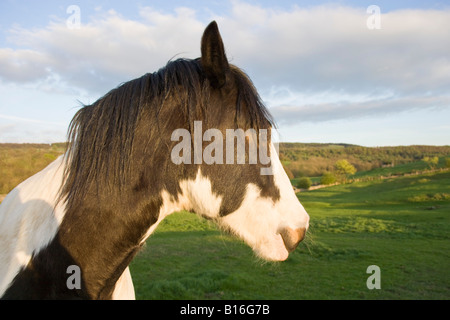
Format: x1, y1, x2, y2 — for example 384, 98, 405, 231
130, 170, 450, 299
290, 157, 448, 188
1, 144, 448, 299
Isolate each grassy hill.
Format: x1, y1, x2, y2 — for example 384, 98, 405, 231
130, 170, 450, 299
279, 142, 450, 178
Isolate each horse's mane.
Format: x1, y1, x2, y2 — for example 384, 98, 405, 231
59, 58, 274, 205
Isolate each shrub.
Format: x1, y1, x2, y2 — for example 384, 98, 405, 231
423, 156, 439, 169
445, 158, 450, 168
334, 159, 356, 182
334, 159, 357, 175
320, 172, 336, 185
297, 177, 312, 189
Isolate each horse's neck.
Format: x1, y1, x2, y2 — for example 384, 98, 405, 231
56, 196, 163, 298
56, 169, 188, 298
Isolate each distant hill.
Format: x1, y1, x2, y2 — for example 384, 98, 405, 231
0, 142, 449, 195
278, 143, 450, 178
0, 143, 66, 194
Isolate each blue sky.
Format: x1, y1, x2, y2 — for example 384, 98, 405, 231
1, 0, 449, 146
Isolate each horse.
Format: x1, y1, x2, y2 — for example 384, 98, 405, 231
0, 21, 309, 299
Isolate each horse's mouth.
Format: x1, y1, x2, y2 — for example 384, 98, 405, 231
256, 227, 307, 262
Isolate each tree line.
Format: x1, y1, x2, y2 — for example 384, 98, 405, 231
278, 143, 450, 188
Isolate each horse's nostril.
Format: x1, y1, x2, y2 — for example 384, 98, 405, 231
279, 227, 306, 253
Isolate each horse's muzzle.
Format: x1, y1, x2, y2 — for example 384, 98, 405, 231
279, 227, 306, 253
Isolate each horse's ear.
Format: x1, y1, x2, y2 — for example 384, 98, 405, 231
201, 21, 229, 88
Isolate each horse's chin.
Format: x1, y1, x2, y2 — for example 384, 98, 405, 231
254, 234, 290, 262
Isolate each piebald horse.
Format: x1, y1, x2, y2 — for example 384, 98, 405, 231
0, 21, 309, 299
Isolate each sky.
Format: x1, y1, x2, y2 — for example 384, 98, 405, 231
0, 0, 449, 146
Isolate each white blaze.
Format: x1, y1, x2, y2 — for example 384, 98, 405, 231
220, 143, 309, 261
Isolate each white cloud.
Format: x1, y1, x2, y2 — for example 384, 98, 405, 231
0, 114, 66, 126
0, 118, 66, 143
0, 48, 51, 82
1, 7, 205, 96
270, 95, 450, 125
219, 3, 450, 125
223, 4, 450, 94
0, 1, 449, 132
